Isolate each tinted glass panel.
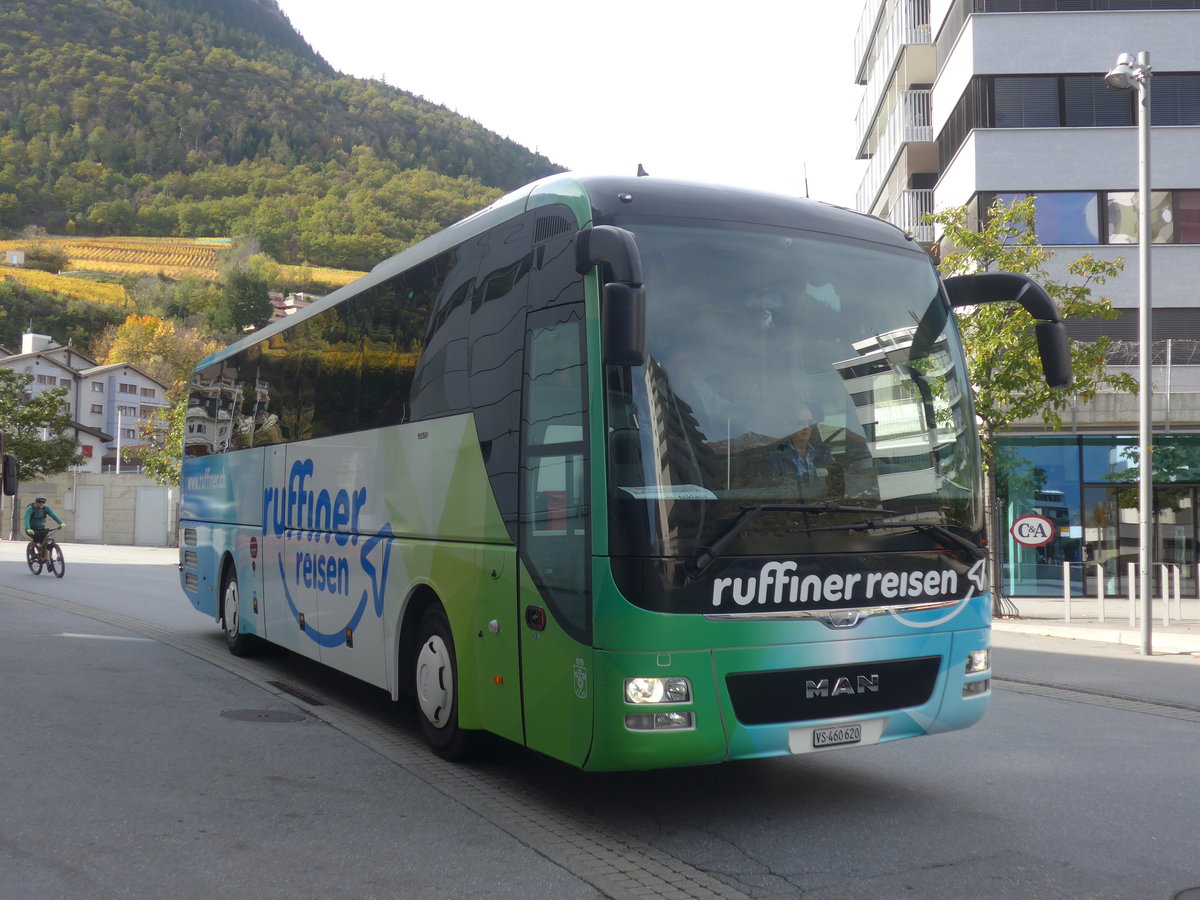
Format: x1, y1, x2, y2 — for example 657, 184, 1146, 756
994, 77, 1059, 127
605, 219, 981, 558
1081, 435, 1136, 482
185, 360, 245, 457
1178, 191, 1200, 243
470, 214, 534, 535
521, 306, 589, 637
1106, 191, 1174, 244
1032, 193, 1099, 243
1153, 74, 1200, 125
409, 241, 483, 421
1063, 75, 1132, 126
997, 436, 1082, 597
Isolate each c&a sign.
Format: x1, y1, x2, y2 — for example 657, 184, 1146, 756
1010, 514, 1056, 548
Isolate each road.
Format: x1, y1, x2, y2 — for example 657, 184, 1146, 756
2, 542, 1199, 899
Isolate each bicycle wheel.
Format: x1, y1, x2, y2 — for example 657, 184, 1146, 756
26, 541, 42, 575
47, 542, 65, 578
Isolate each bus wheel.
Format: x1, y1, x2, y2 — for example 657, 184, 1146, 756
221, 565, 257, 657
414, 606, 478, 760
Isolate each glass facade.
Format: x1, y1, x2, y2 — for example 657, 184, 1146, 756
973, 190, 1200, 246
998, 434, 1200, 599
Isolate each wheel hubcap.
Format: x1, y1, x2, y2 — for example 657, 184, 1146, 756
225, 582, 239, 634
415, 635, 453, 728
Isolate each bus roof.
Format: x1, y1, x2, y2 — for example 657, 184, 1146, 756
197, 174, 922, 370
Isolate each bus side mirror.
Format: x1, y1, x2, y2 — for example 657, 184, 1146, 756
943, 272, 1074, 390
2, 453, 16, 496
602, 283, 646, 367
576, 226, 647, 366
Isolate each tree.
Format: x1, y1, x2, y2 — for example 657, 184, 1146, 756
213, 269, 272, 332
925, 197, 1137, 613
92, 314, 222, 387
0, 369, 83, 537
133, 395, 185, 486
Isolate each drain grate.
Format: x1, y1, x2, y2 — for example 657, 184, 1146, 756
267, 680, 326, 706
220, 708, 307, 723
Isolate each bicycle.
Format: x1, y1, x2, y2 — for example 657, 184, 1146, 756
26, 525, 65, 578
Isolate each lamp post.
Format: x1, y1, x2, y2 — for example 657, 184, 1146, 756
1105, 51, 1153, 654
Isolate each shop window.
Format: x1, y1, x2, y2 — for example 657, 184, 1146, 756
997, 436, 1083, 597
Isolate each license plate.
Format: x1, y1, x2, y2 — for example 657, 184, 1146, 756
812, 724, 862, 748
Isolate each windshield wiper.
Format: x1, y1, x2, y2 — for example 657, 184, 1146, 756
858, 511, 986, 564
688, 503, 890, 578
687, 504, 984, 580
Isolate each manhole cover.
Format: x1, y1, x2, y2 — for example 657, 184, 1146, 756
220, 708, 306, 723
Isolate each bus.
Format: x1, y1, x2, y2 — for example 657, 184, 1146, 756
179, 173, 1071, 771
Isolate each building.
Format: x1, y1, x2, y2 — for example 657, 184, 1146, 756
853, 0, 1200, 600
0, 332, 169, 473
268, 291, 318, 321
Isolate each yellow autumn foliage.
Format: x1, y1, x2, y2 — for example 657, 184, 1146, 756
0, 267, 131, 307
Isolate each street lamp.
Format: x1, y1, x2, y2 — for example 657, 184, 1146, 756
1105, 50, 1153, 654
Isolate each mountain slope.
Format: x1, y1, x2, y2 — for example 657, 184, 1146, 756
0, 0, 563, 268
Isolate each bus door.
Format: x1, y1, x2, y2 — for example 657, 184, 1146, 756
518, 304, 594, 766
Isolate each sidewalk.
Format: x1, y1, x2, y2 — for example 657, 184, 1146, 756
994, 595, 1200, 654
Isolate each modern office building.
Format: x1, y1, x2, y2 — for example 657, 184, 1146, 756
853, 0, 1200, 600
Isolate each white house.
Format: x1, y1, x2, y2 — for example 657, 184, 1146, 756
0, 332, 169, 472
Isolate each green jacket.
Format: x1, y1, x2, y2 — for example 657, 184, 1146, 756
24, 502, 63, 533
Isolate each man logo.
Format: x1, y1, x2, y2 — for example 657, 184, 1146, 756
806, 674, 880, 699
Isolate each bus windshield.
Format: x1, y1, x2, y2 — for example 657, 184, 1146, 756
605, 218, 982, 557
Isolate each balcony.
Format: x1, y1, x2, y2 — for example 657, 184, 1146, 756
853, 0, 933, 149
883, 189, 935, 243
856, 90, 933, 213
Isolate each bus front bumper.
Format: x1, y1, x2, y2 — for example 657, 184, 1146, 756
584, 629, 990, 772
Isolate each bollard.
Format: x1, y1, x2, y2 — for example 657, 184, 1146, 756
1174, 565, 1182, 621
1096, 563, 1106, 623
1063, 561, 1071, 623
1160, 564, 1170, 626
1128, 562, 1137, 626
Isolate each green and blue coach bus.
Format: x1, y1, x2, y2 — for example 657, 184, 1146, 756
179, 173, 1071, 771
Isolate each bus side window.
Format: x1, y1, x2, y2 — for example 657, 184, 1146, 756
470, 217, 533, 536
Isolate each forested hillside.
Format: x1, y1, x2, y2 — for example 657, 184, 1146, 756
0, 0, 564, 269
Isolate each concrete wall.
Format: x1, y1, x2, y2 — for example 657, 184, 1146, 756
3, 471, 178, 547
1008, 387, 1200, 435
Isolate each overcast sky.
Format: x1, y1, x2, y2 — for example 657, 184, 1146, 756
273, 0, 869, 208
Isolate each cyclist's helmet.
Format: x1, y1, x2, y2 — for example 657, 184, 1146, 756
34, 496, 46, 502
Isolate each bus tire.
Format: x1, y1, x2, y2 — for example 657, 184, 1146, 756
414, 606, 478, 760
221, 564, 258, 657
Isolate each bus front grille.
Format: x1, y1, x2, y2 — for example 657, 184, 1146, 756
726, 656, 940, 725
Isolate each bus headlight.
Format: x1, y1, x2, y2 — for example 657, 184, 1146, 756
965, 649, 990, 674
624, 676, 692, 704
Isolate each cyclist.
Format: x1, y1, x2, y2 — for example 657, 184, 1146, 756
24, 496, 65, 560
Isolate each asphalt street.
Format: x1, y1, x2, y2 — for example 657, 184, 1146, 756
3, 541, 1200, 899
